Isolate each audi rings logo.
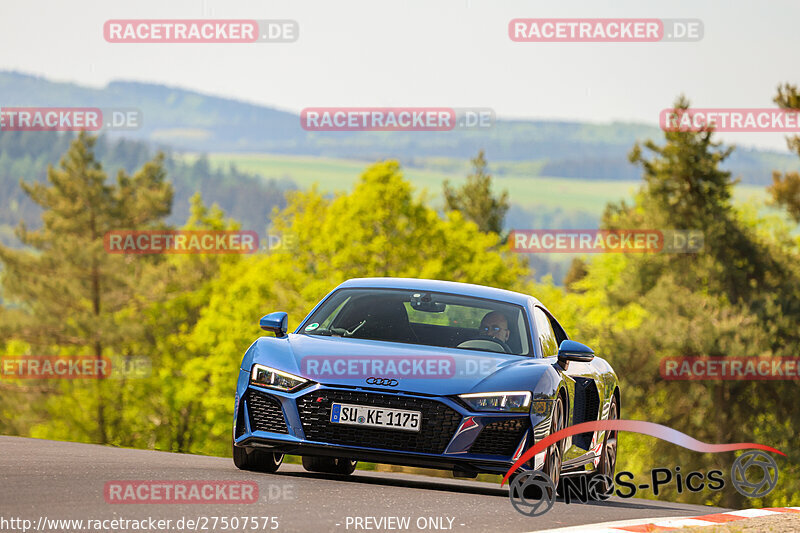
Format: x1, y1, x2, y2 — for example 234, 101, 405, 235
365, 377, 399, 387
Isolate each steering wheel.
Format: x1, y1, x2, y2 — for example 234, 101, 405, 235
330, 319, 367, 337
475, 334, 512, 354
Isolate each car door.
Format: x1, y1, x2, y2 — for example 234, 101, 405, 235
533, 307, 604, 465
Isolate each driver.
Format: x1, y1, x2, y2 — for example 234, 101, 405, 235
479, 311, 510, 343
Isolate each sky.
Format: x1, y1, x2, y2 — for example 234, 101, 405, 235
0, 0, 797, 151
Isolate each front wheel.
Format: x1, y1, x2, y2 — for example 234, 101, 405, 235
302, 456, 357, 475
233, 441, 284, 473
542, 396, 565, 495
586, 395, 618, 500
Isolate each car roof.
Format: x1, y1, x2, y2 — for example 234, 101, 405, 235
336, 277, 541, 307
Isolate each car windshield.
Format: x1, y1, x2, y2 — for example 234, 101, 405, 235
301, 288, 532, 356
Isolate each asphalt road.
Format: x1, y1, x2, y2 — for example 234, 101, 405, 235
0, 436, 731, 533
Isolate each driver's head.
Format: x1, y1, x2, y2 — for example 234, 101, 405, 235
479, 311, 510, 342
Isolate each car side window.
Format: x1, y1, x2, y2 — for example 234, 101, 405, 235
547, 312, 568, 346
533, 307, 558, 357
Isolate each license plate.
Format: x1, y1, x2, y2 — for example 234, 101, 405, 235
330, 403, 421, 432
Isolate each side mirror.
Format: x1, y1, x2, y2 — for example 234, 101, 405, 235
557, 339, 595, 363
260, 312, 289, 337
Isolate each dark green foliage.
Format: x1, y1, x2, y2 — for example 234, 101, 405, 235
0, 131, 294, 246
768, 84, 800, 221
575, 96, 800, 508
443, 150, 509, 235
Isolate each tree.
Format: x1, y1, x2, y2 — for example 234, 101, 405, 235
544, 96, 800, 508
137, 193, 247, 452
443, 150, 509, 235
0, 133, 172, 444
768, 84, 800, 221
562, 258, 588, 292
769, 170, 800, 222
619, 95, 790, 306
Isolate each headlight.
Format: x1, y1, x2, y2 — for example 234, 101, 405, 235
250, 364, 309, 392
458, 391, 532, 413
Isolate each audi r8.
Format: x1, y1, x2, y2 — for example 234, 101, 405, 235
233, 278, 620, 489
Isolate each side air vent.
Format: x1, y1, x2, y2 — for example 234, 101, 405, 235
572, 378, 600, 450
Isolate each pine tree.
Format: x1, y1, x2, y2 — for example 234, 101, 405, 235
563, 258, 588, 292
443, 150, 509, 235
591, 96, 800, 508
0, 133, 172, 444
768, 84, 800, 221
619, 95, 788, 305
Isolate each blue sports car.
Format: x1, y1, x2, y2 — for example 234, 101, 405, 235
233, 278, 620, 490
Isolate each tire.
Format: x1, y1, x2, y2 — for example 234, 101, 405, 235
302, 456, 357, 475
233, 441, 284, 473
542, 395, 566, 496
586, 394, 618, 500
509, 396, 564, 501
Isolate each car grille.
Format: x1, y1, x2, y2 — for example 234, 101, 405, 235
296, 389, 462, 454
469, 418, 530, 456
247, 390, 289, 434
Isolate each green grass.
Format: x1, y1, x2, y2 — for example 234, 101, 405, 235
191, 152, 768, 216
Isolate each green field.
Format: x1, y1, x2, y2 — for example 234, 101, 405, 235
196, 153, 768, 216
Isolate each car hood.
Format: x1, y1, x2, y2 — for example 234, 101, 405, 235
244, 333, 558, 396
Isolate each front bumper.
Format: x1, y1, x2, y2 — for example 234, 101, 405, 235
233, 373, 552, 475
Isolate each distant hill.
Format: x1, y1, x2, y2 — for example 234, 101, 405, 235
2, 70, 798, 185
0, 131, 294, 248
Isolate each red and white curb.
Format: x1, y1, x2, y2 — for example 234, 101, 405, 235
528, 507, 800, 532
